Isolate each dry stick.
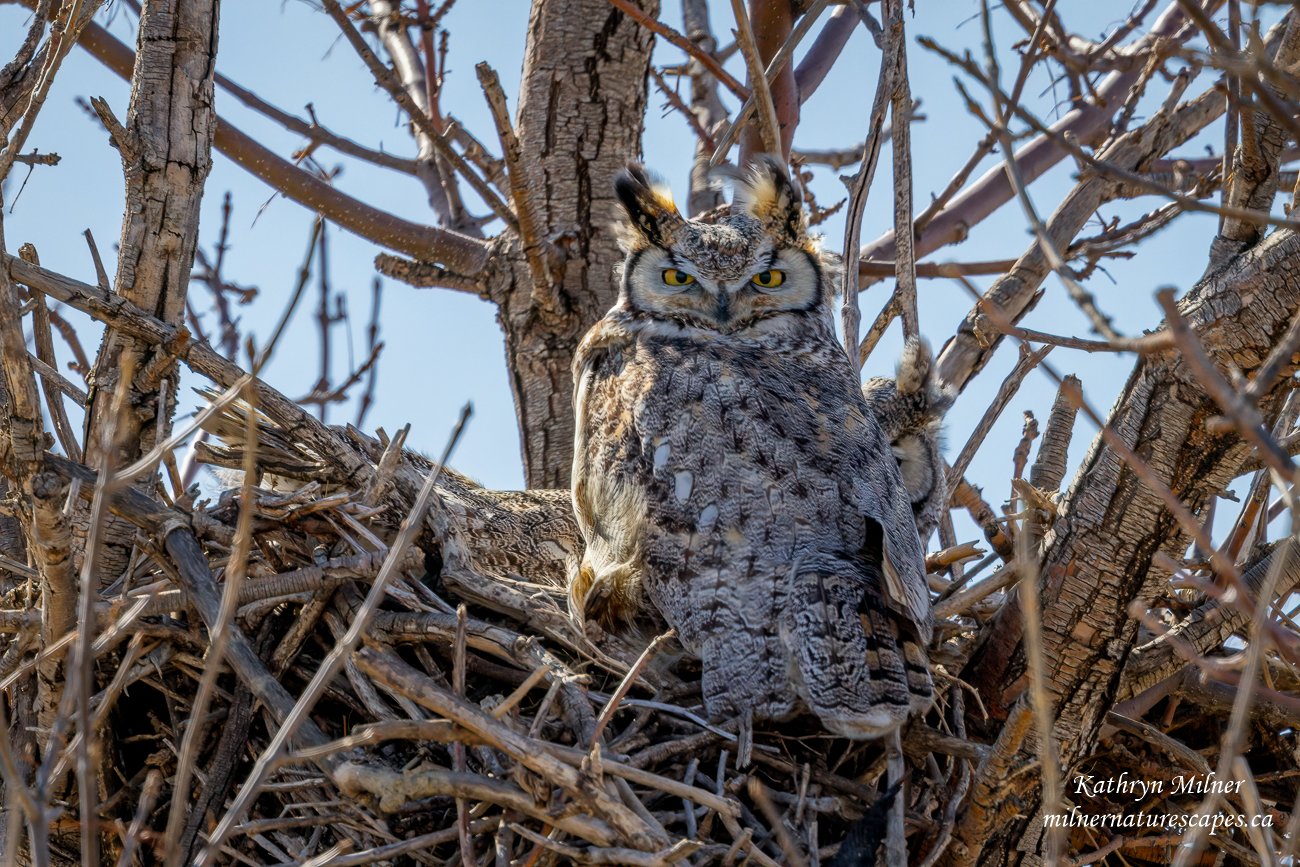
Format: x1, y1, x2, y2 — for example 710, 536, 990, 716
747, 778, 809, 867
1011, 414, 1065, 866
1220, 0, 1241, 234
729, 0, 782, 157
708, 0, 831, 167
121, 373, 252, 485
112, 768, 162, 867
161, 377, 260, 867
196, 405, 473, 866
490, 662, 551, 719
839, 0, 897, 374
603, 0, 747, 100
307, 819, 500, 867
320, 0, 516, 232
946, 342, 1053, 488
507, 823, 700, 866
589, 628, 676, 750
70, 353, 134, 867
0, 700, 40, 867
351, 645, 669, 849
452, 604, 473, 867
25, 248, 83, 461
977, 1, 1122, 344
931, 564, 1020, 621
887, 0, 918, 339
5, 256, 375, 490
28, 353, 87, 407
0, 0, 107, 183
1171, 539, 1296, 867
293, 716, 742, 820
987, 323, 1172, 354
476, 62, 551, 309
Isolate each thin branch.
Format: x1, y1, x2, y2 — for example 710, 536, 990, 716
729, 0, 782, 157
603, 0, 747, 99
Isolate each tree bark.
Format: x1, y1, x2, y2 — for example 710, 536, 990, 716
80, 0, 220, 581
956, 227, 1300, 865
484, 0, 657, 489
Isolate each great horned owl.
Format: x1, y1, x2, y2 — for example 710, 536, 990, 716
863, 339, 954, 544
568, 158, 933, 739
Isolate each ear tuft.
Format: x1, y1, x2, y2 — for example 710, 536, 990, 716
614, 163, 684, 249
733, 155, 806, 244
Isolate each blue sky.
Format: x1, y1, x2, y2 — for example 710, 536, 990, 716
0, 1, 1264, 546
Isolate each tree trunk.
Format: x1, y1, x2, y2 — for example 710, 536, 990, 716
80, 0, 220, 581
487, 0, 657, 488
955, 227, 1300, 866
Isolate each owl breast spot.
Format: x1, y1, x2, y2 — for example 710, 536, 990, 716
674, 470, 694, 502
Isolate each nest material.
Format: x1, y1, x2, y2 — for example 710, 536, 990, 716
11, 397, 1294, 866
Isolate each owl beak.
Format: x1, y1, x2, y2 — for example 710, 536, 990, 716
713, 291, 731, 325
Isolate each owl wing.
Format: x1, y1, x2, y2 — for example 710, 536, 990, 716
855, 469, 935, 648
568, 318, 652, 630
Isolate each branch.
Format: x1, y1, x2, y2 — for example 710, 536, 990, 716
61, 11, 489, 274
322, 0, 516, 233
730, 0, 785, 158
604, 0, 747, 99
858, 0, 1193, 280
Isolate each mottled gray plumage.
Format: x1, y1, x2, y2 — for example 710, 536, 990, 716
863, 339, 954, 543
569, 159, 933, 739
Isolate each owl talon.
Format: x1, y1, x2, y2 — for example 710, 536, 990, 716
569, 561, 640, 634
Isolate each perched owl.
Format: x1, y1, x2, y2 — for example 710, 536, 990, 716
863, 339, 954, 544
568, 158, 933, 739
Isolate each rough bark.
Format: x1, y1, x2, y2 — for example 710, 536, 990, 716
957, 227, 1300, 865
485, 0, 657, 488
79, 0, 220, 582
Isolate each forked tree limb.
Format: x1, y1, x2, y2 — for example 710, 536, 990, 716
858, 0, 1193, 281
28, 7, 490, 273
958, 226, 1300, 863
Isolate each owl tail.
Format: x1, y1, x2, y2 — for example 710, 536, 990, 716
783, 563, 933, 740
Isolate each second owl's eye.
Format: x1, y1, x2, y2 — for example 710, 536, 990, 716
662, 268, 696, 287
751, 269, 786, 289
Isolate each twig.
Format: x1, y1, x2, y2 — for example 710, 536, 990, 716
729, 0, 782, 157
476, 62, 551, 309
197, 405, 474, 865
161, 378, 259, 867
603, 0, 746, 99
946, 342, 1053, 488
887, 0, 918, 338
839, 0, 897, 373
589, 629, 675, 749
710, 0, 832, 166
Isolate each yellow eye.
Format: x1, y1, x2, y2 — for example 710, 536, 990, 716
662, 268, 696, 287
751, 269, 785, 289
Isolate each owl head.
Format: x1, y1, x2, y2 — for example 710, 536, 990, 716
613, 157, 830, 334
